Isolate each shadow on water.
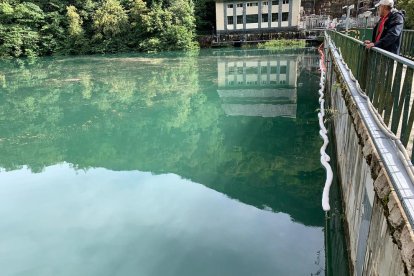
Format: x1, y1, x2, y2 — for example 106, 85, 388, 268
0, 49, 327, 227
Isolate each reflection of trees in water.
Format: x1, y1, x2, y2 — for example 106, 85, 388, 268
0, 53, 324, 226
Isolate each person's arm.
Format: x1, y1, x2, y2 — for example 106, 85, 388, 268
374, 13, 404, 49
372, 24, 378, 42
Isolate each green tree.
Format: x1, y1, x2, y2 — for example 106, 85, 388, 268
193, 0, 215, 33
127, 0, 149, 48
93, 0, 128, 37
0, 0, 201, 56
0, 2, 45, 57
67, 6, 83, 37
140, 0, 198, 51
398, 0, 414, 29
65, 5, 87, 54
91, 0, 129, 52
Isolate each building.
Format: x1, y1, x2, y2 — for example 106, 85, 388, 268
215, 0, 302, 34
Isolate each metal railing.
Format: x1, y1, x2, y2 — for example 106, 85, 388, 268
327, 30, 414, 160
342, 28, 414, 60
401, 30, 414, 60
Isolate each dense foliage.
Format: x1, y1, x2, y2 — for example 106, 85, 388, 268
398, 0, 414, 29
0, 0, 199, 57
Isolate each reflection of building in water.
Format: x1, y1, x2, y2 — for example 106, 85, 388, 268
297, 54, 320, 78
217, 54, 298, 118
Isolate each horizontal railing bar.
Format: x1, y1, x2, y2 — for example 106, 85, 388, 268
332, 31, 414, 68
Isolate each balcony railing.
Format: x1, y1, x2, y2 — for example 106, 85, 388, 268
327, 30, 414, 160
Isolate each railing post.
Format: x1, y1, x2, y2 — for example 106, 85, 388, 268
359, 47, 368, 90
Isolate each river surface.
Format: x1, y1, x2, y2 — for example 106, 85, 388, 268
0, 49, 341, 276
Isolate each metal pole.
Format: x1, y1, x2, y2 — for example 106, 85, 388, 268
365, 17, 368, 41
346, 7, 350, 34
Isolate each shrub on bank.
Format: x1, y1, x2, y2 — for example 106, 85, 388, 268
0, 0, 199, 58
257, 39, 306, 49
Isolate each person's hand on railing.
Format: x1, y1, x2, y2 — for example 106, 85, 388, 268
364, 40, 375, 49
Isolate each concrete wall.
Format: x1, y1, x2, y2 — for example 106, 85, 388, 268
326, 49, 414, 275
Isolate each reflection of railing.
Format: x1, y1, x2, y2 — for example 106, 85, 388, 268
327, 30, 414, 159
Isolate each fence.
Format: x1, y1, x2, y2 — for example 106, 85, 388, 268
344, 28, 414, 59
401, 30, 414, 60
327, 30, 414, 160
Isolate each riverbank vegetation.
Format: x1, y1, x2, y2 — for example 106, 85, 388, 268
0, 0, 206, 57
398, 0, 414, 28
257, 39, 306, 49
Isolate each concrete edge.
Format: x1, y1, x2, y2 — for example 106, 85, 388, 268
329, 48, 414, 275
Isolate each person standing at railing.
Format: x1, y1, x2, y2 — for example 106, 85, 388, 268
364, 0, 404, 54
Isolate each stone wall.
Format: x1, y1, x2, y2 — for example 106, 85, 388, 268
326, 48, 414, 275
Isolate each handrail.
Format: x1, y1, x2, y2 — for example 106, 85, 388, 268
334, 30, 414, 67
327, 30, 414, 160
325, 30, 414, 229
343, 28, 414, 60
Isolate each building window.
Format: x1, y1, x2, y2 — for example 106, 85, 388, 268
237, 15, 243, 24
282, 12, 288, 21
246, 14, 258, 23
228, 4, 233, 9
270, 66, 277, 74
237, 3, 243, 7
246, 67, 258, 74
261, 67, 268, 74
271, 13, 278, 22
227, 16, 234, 25
280, 65, 287, 74
263, 1, 268, 5
247, 2, 258, 7
262, 13, 268, 23
271, 1, 278, 5
282, 0, 289, 4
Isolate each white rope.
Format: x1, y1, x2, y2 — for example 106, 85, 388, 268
318, 54, 333, 211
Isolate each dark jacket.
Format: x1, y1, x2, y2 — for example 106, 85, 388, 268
372, 10, 404, 54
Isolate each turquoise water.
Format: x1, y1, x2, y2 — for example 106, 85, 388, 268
0, 49, 331, 275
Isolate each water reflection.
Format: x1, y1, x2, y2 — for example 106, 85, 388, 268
217, 53, 298, 118
0, 49, 326, 275
0, 165, 325, 276
0, 50, 324, 226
